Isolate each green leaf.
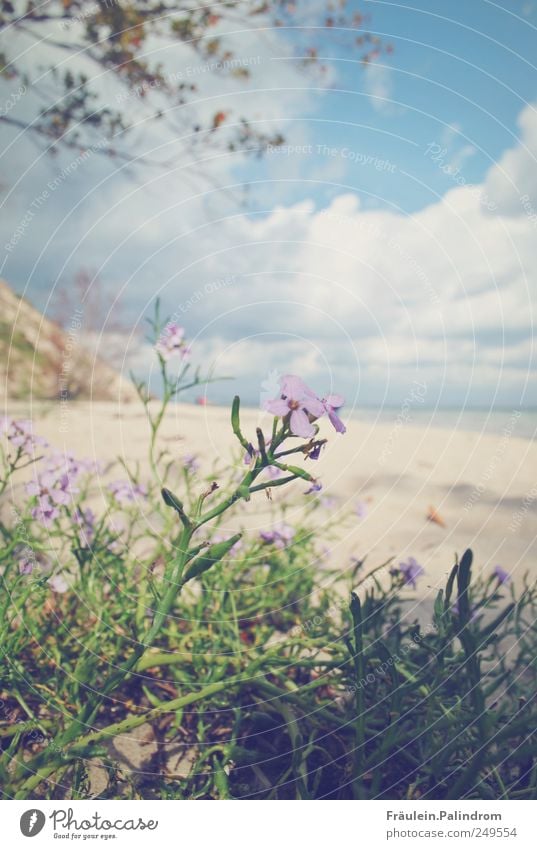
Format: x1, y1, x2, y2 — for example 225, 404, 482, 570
433, 589, 445, 631
231, 395, 250, 451
444, 561, 459, 608
456, 548, 473, 624
161, 487, 191, 527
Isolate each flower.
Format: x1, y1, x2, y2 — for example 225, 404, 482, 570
26, 469, 78, 525
391, 556, 424, 589
259, 523, 296, 550
1, 418, 48, 455
244, 443, 256, 465
264, 374, 325, 438
211, 532, 243, 556
108, 480, 147, 503
33, 496, 61, 525
492, 564, 511, 585
155, 323, 190, 361
355, 500, 368, 518
48, 573, 69, 593
183, 454, 200, 473
74, 507, 96, 545
308, 442, 324, 460
44, 451, 100, 479
243, 438, 281, 479
305, 480, 322, 495
451, 599, 482, 622
322, 394, 346, 434
17, 545, 36, 575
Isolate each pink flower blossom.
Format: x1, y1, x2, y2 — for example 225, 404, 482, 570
17, 546, 36, 575
48, 573, 69, 593
26, 469, 78, 525
244, 438, 281, 479
259, 522, 296, 549
1, 418, 48, 455
322, 394, 346, 434
74, 508, 96, 545
390, 557, 424, 589
108, 480, 147, 503
355, 500, 368, 518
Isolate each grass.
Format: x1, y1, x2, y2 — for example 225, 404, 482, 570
1, 464, 536, 799
0, 310, 535, 800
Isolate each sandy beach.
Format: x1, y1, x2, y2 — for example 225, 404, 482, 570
7, 399, 536, 600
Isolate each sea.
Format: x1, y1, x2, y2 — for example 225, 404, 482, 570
351, 407, 537, 441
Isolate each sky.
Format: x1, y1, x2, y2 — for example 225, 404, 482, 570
1, 0, 536, 410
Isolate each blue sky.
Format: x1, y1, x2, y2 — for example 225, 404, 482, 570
240, 0, 537, 211
1, 0, 536, 410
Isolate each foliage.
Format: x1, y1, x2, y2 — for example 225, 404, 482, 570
0, 307, 535, 800
0, 1, 391, 165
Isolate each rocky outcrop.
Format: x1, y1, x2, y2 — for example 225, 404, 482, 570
0, 279, 137, 401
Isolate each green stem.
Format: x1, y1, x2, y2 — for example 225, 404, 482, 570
15, 665, 261, 798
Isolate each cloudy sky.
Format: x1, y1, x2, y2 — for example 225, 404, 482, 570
1, 0, 536, 409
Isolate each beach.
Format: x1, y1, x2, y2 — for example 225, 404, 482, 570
7, 399, 536, 599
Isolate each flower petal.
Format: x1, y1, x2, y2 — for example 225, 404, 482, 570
265, 398, 289, 416
328, 408, 346, 434
289, 408, 315, 438
280, 374, 309, 398
303, 394, 326, 418
325, 394, 345, 409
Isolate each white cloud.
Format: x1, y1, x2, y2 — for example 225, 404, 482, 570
78, 168, 536, 408
485, 102, 537, 215
2, 49, 536, 409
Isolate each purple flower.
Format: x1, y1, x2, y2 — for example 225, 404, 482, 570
1, 418, 48, 455
308, 442, 324, 460
155, 323, 190, 361
244, 443, 257, 465
305, 480, 322, 495
74, 507, 96, 545
32, 496, 61, 525
451, 599, 482, 623
322, 394, 346, 434
492, 564, 511, 585
243, 438, 281, 479
108, 480, 147, 503
48, 573, 69, 593
259, 523, 296, 550
391, 557, 424, 589
45, 451, 100, 479
355, 500, 368, 518
264, 375, 325, 438
183, 454, 200, 473
17, 546, 35, 575
26, 468, 78, 525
